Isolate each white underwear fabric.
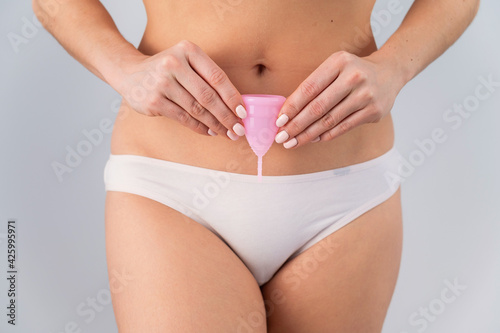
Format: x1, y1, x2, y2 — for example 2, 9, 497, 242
103, 146, 404, 286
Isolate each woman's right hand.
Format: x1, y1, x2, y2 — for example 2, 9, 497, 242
114, 40, 247, 140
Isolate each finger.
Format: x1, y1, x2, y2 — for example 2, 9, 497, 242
275, 76, 352, 144
289, 88, 372, 147
163, 78, 228, 136
320, 108, 373, 142
183, 42, 247, 117
152, 93, 211, 136
176, 60, 245, 139
275, 53, 343, 129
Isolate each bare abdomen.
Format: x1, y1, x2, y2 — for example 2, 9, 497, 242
110, 0, 395, 175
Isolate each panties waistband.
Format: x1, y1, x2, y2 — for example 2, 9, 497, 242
105, 146, 403, 184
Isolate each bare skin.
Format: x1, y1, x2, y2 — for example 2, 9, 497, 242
34, 0, 479, 331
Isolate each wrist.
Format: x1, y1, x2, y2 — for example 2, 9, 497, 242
364, 48, 412, 92
99, 41, 148, 94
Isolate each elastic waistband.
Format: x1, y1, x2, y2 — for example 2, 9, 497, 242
106, 146, 403, 184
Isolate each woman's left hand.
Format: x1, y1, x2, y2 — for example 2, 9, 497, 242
274, 50, 406, 149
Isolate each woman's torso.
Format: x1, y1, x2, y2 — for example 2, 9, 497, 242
111, 0, 395, 175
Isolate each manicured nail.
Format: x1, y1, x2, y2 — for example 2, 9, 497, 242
283, 138, 298, 149
276, 114, 289, 127
236, 105, 247, 119
227, 130, 239, 141
208, 129, 218, 136
275, 130, 289, 144
311, 136, 320, 143
233, 123, 246, 136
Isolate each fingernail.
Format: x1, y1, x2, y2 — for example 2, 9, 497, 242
275, 130, 289, 144
276, 114, 289, 127
236, 105, 247, 119
208, 129, 218, 136
227, 130, 239, 141
233, 123, 246, 136
283, 138, 298, 149
311, 136, 320, 143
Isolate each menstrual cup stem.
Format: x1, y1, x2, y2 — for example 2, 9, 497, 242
258, 156, 263, 183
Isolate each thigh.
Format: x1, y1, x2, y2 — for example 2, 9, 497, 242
262, 188, 403, 333
105, 191, 266, 333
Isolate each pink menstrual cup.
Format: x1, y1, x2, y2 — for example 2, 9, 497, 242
241, 94, 286, 182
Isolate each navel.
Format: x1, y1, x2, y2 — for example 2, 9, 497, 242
254, 63, 267, 75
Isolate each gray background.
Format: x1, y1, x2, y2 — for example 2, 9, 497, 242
1, 0, 499, 332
